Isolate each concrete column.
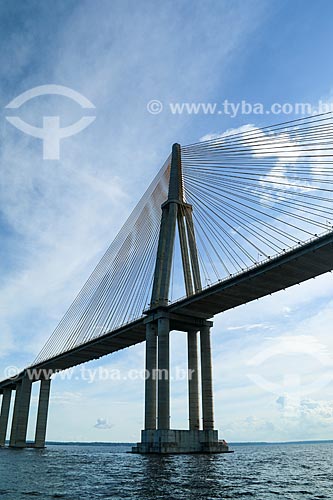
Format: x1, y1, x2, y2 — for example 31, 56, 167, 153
188, 330, 200, 430
184, 207, 202, 293
0, 389, 12, 446
151, 144, 182, 308
9, 383, 22, 447
144, 323, 157, 430
200, 325, 214, 430
178, 212, 194, 296
9, 376, 32, 448
34, 378, 51, 448
157, 317, 170, 429
159, 203, 178, 306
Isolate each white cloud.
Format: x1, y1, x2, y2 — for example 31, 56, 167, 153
226, 323, 272, 332
94, 417, 113, 430
223, 398, 333, 442
200, 124, 256, 142
0, 324, 14, 359
50, 392, 84, 405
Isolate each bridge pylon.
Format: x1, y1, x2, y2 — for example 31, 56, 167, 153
132, 144, 229, 454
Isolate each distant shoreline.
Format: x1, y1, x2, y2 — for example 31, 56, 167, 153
3, 439, 332, 447
39, 439, 333, 447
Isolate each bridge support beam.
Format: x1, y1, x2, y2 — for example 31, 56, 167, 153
157, 317, 170, 430
200, 325, 214, 430
34, 377, 51, 448
188, 330, 200, 430
0, 389, 12, 447
144, 323, 157, 430
9, 376, 32, 448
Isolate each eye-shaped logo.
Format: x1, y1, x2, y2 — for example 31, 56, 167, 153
5, 84, 96, 160
247, 335, 333, 401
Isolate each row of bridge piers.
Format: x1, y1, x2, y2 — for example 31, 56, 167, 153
0, 311, 228, 453
0, 303, 228, 453
0, 375, 51, 449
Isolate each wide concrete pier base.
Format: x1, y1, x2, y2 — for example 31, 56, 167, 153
132, 429, 230, 454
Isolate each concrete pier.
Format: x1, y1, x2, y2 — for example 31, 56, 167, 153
133, 315, 229, 454
9, 377, 32, 448
0, 389, 12, 447
9, 383, 22, 447
134, 428, 229, 454
200, 325, 214, 430
34, 377, 51, 448
144, 323, 157, 430
187, 330, 200, 430
157, 317, 170, 430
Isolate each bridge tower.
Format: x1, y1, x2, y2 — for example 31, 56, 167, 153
133, 144, 229, 454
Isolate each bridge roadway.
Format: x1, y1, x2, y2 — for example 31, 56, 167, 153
1, 230, 332, 392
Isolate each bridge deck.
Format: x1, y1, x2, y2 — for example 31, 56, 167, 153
171, 231, 333, 318
1, 231, 332, 391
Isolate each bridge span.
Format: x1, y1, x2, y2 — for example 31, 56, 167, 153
1, 114, 333, 452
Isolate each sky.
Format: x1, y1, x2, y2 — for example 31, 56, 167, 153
1, 0, 333, 443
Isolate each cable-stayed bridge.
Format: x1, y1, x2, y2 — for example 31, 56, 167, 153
1, 113, 333, 453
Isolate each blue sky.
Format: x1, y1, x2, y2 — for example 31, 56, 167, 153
1, 0, 333, 443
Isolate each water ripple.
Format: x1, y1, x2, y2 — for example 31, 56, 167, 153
0, 443, 332, 500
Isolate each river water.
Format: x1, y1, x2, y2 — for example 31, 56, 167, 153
0, 442, 332, 499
